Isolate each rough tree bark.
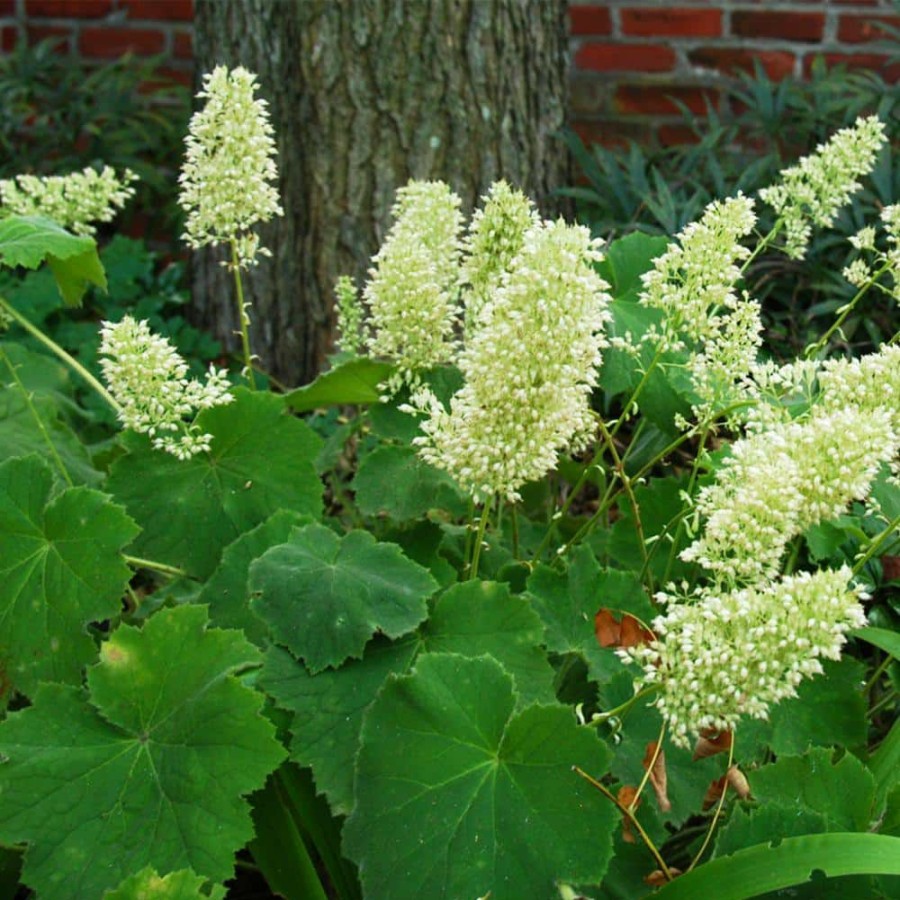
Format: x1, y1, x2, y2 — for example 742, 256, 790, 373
192, 0, 569, 387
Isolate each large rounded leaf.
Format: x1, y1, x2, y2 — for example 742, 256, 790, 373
0, 605, 285, 899
250, 522, 437, 672
343, 653, 616, 900
0, 455, 137, 696
106, 389, 323, 578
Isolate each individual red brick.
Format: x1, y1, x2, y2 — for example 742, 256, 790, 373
26, 24, 72, 49
620, 7, 721, 38
0, 0, 16, 15
731, 11, 825, 43
571, 119, 653, 151
689, 46, 796, 80
173, 30, 191, 59
575, 43, 677, 73
614, 83, 718, 116
803, 52, 900, 82
838, 14, 900, 43
657, 124, 702, 147
26, 0, 111, 15
79, 26, 165, 57
1, 25, 18, 52
569, 5, 612, 36
121, 0, 193, 21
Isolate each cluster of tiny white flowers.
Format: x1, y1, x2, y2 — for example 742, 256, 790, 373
364, 181, 463, 390
334, 275, 364, 355
842, 204, 900, 300
622, 568, 867, 746
682, 404, 897, 584
0, 166, 137, 236
99, 316, 233, 460
178, 65, 283, 269
411, 218, 611, 502
639, 193, 757, 351
743, 357, 821, 431
461, 180, 539, 329
760, 115, 887, 259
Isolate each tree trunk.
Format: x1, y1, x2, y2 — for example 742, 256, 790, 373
192, 0, 569, 387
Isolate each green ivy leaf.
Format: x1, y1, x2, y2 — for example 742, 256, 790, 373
196, 509, 312, 647
0, 454, 137, 697
353, 444, 468, 520
0, 605, 285, 900
598, 232, 670, 303
250, 523, 437, 672
420, 580, 556, 706
103, 866, 225, 900
0, 216, 106, 306
284, 357, 395, 412
263, 637, 418, 816
343, 653, 617, 900
106, 389, 323, 578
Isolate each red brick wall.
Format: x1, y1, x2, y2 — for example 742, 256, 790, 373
572, 0, 900, 146
1, 0, 897, 147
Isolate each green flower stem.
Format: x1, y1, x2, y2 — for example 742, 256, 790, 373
594, 686, 658, 723
468, 498, 493, 581
123, 554, 188, 579
687, 735, 736, 873
853, 512, 900, 578
230, 240, 256, 390
0, 346, 73, 487
868, 689, 898, 719
0, 294, 120, 412
574, 765, 675, 883
864, 655, 894, 696
551, 479, 619, 563
609, 344, 665, 442
806, 261, 890, 359
740, 218, 783, 275
631, 718, 666, 809
510, 501, 520, 560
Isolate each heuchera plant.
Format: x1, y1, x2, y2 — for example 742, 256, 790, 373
0, 68, 897, 900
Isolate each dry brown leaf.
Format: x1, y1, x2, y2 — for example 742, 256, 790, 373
594, 609, 654, 649
617, 785, 640, 843
642, 741, 672, 813
702, 774, 726, 811
726, 765, 751, 800
644, 868, 683, 887
692, 728, 733, 761
883, 555, 900, 582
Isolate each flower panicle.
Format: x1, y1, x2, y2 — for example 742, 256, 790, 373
0, 165, 137, 236
99, 316, 233, 460
178, 65, 283, 270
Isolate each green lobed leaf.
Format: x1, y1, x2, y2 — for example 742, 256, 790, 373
869, 717, 900, 813
262, 637, 418, 816
103, 866, 226, 899
284, 357, 395, 412
653, 834, 900, 900
0, 216, 106, 306
342, 653, 617, 900
0, 384, 101, 485
106, 389, 323, 579
597, 232, 670, 303
352, 444, 468, 520
250, 522, 438, 672
196, 509, 312, 647
525, 545, 655, 695
0, 605, 285, 900
0, 454, 137, 697
263, 581, 555, 815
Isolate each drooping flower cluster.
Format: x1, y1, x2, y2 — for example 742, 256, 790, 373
636, 193, 761, 424
842, 204, 900, 304
178, 65, 283, 269
100, 316, 233, 460
623, 568, 867, 745
411, 218, 610, 502
364, 181, 463, 388
760, 115, 887, 259
0, 166, 137, 236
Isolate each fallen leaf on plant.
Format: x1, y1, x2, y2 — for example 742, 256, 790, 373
617, 785, 640, 843
726, 765, 751, 799
693, 728, 733, 760
644, 868, 682, 886
642, 741, 672, 813
703, 774, 726, 810
594, 609, 654, 649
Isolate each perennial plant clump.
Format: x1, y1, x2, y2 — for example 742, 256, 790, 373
0, 66, 897, 900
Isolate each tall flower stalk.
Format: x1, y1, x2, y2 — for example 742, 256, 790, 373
178, 65, 283, 388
